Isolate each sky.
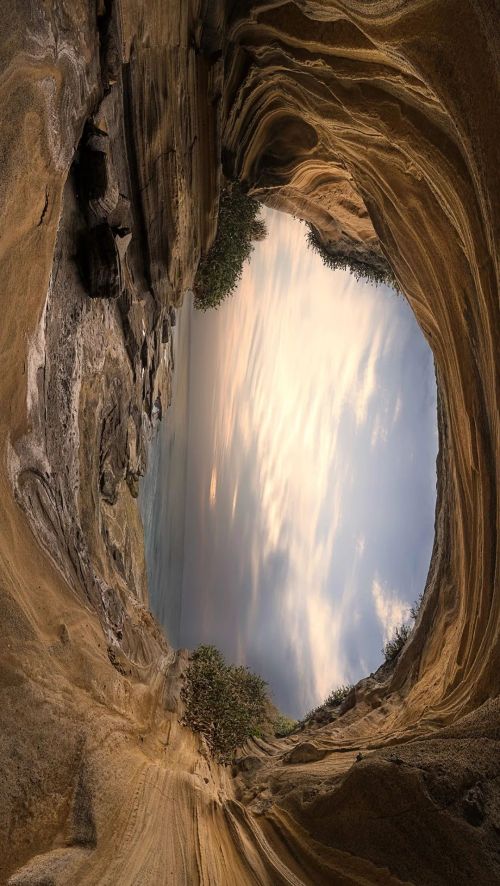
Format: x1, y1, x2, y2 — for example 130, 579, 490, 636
180, 207, 438, 718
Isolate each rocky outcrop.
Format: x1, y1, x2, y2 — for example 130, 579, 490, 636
223, 0, 500, 713
0, 1, 498, 884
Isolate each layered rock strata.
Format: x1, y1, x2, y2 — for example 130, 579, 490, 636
0, 1, 498, 884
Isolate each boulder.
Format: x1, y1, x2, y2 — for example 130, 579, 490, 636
284, 742, 327, 765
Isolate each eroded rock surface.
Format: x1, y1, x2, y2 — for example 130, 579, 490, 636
0, 1, 498, 884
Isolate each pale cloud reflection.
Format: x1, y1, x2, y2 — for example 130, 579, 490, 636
181, 207, 437, 717
209, 466, 217, 507
217, 212, 388, 705
372, 578, 409, 643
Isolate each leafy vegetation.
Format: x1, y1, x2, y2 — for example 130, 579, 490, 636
183, 597, 428, 757
409, 592, 424, 621
300, 683, 354, 725
383, 622, 413, 662
306, 224, 399, 291
182, 645, 269, 763
194, 186, 267, 311
324, 683, 354, 707
382, 593, 425, 662
273, 713, 298, 737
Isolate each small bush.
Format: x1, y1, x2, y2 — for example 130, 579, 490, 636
306, 224, 399, 291
182, 645, 269, 763
324, 683, 353, 707
194, 186, 267, 311
409, 592, 424, 621
383, 622, 412, 662
273, 713, 298, 737
300, 683, 354, 724
382, 591, 426, 662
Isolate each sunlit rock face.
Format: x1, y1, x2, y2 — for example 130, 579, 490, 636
219, 3, 500, 879
223, 0, 499, 716
0, 1, 498, 884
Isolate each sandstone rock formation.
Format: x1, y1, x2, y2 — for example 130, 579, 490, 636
0, 1, 498, 884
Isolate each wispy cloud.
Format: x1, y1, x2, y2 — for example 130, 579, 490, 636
181, 208, 437, 716
371, 578, 409, 643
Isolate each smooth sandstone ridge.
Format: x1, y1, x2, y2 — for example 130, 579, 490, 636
0, 1, 498, 884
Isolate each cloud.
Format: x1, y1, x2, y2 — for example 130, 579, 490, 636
370, 414, 389, 448
371, 578, 409, 643
355, 535, 365, 558
392, 393, 403, 426
354, 331, 381, 426
180, 207, 437, 717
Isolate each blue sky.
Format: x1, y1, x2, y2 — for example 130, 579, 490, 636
180, 207, 438, 718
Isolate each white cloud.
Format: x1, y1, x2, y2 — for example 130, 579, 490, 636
201, 209, 408, 709
185, 206, 436, 715
371, 578, 408, 643
392, 394, 402, 426
354, 331, 381, 426
355, 536, 365, 558
370, 415, 389, 448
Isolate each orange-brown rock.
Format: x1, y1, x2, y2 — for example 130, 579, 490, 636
0, 1, 498, 884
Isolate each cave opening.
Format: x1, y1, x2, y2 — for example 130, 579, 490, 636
2, 1, 499, 881
141, 205, 438, 720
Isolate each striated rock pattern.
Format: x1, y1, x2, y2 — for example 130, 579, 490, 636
223, 0, 500, 717
0, 1, 498, 884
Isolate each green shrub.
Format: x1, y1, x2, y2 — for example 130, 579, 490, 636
194, 186, 267, 310
382, 593, 425, 662
306, 224, 399, 291
383, 622, 412, 662
409, 592, 424, 621
182, 645, 269, 763
300, 683, 354, 725
273, 713, 298, 737
324, 683, 353, 707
